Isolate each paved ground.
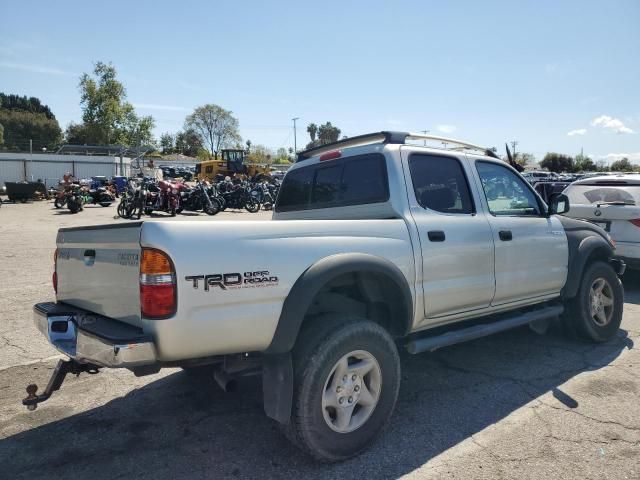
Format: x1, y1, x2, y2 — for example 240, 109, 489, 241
0, 199, 638, 479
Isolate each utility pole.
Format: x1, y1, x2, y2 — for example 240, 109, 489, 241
292, 117, 299, 154
29, 139, 33, 181
510, 140, 518, 158
420, 130, 430, 146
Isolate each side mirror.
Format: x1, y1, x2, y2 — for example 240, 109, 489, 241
548, 193, 570, 216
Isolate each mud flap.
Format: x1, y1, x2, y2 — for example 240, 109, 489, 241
262, 352, 293, 424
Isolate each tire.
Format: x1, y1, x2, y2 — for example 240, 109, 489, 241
245, 199, 260, 213
117, 201, 127, 218
563, 261, 623, 342
204, 198, 221, 216
283, 317, 400, 462
54, 198, 65, 209
68, 199, 80, 214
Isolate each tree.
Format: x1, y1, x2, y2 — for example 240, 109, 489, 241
306, 121, 341, 149
595, 160, 610, 172
318, 122, 341, 145
0, 122, 4, 146
245, 139, 252, 152
573, 153, 597, 172
246, 144, 273, 164
307, 123, 317, 143
160, 132, 175, 154
610, 157, 633, 172
0, 92, 62, 150
513, 152, 535, 168
275, 147, 291, 163
0, 110, 62, 151
540, 152, 574, 173
72, 61, 155, 146
175, 128, 204, 157
184, 104, 241, 155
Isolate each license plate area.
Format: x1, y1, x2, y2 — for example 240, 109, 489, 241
48, 315, 78, 356
589, 220, 611, 232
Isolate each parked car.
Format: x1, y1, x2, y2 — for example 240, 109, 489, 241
563, 174, 640, 269
23, 131, 625, 461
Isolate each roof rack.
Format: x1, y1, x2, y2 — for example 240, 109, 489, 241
296, 131, 498, 162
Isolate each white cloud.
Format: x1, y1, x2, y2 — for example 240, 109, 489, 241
590, 115, 635, 134
0, 61, 75, 76
567, 128, 587, 136
436, 124, 457, 134
601, 152, 640, 164
133, 103, 190, 112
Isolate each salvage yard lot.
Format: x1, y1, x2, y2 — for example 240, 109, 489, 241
1, 200, 638, 479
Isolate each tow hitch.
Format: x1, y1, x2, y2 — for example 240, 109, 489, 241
22, 359, 100, 410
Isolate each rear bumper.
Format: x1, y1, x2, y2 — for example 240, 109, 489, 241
33, 302, 157, 368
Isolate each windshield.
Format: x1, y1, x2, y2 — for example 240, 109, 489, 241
565, 184, 639, 205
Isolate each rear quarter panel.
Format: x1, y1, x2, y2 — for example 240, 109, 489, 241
140, 219, 414, 361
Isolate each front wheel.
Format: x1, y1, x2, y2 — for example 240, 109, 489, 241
204, 198, 221, 216
284, 317, 400, 462
562, 261, 623, 342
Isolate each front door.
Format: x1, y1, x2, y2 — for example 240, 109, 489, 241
472, 160, 568, 305
402, 149, 496, 320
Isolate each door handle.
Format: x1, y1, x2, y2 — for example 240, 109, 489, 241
499, 230, 512, 241
427, 230, 446, 242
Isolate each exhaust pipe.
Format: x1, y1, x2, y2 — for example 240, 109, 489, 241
214, 368, 237, 392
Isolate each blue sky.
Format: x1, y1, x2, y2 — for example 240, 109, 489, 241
1, 0, 638, 163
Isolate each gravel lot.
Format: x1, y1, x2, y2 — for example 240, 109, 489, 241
0, 199, 638, 479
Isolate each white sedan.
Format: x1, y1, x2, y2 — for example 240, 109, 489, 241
563, 174, 640, 269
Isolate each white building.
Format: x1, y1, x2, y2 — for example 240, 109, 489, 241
0, 152, 132, 188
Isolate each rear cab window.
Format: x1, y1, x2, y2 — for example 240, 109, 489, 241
275, 153, 389, 212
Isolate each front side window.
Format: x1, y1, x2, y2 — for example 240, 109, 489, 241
409, 154, 474, 214
476, 161, 541, 216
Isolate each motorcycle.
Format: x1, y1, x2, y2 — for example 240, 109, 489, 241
66, 185, 85, 214
150, 179, 180, 216
250, 181, 279, 211
218, 181, 260, 213
178, 180, 221, 215
82, 186, 115, 207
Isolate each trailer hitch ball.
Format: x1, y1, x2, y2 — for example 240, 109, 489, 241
25, 384, 39, 411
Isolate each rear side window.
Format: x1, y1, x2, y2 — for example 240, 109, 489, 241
409, 154, 474, 214
275, 153, 389, 212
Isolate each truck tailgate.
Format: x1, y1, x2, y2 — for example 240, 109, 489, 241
56, 223, 143, 327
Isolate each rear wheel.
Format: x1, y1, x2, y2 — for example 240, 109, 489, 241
563, 261, 623, 342
283, 317, 400, 462
245, 198, 260, 213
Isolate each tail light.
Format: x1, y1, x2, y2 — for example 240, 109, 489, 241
629, 219, 640, 228
140, 248, 176, 319
52, 248, 58, 294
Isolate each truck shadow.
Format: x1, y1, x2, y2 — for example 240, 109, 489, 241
2, 278, 638, 479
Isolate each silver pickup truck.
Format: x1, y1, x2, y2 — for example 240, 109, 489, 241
25, 132, 625, 461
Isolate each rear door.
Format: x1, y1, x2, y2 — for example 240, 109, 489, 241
472, 160, 568, 305
402, 149, 496, 319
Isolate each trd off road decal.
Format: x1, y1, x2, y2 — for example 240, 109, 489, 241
185, 270, 279, 291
